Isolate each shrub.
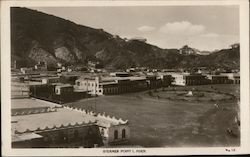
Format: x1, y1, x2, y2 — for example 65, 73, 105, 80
148, 90, 153, 97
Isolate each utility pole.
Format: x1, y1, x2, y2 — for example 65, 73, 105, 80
94, 81, 97, 113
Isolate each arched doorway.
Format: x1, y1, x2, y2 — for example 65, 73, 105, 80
122, 129, 126, 139
74, 130, 79, 139
114, 130, 118, 140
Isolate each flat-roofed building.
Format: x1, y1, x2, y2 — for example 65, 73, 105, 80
42, 77, 60, 84
220, 73, 240, 84
75, 76, 147, 95
75, 77, 100, 95
156, 73, 173, 87
11, 98, 103, 148
146, 75, 162, 89
55, 84, 74, 95
29, 83, 87, 103
60, 75, 78, 85
206, 75, 230, 84
99, 81, 119, 95
171, 73, 188, 86
20, 67, 33, 74
11, 98, 130, 147
110, 72, 130, 77
34, 61, 47, 71
171, 73, 209, 86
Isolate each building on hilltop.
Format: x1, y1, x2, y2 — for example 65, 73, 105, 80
128, 37, 147, 42
34, 61, 47, 71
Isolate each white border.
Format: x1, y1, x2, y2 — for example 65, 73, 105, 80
1, 0, 249, 156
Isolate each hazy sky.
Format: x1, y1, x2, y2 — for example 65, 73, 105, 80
30, 6, 239, 51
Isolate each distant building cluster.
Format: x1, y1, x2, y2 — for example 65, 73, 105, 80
11, 61, 240, 148
171, 72, 240, 86
12, 65, 240, 99
75, 72, 172, 96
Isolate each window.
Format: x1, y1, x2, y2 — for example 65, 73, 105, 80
74, 130, 79, 138
77, 82, 80, 86
122, 129, 126, 139
101, 128, 104, 136
114, 130, 118, 140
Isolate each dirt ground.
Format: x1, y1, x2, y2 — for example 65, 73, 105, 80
66, 84, 240, 147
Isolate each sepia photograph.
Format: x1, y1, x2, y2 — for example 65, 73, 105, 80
1, 0, 250, 156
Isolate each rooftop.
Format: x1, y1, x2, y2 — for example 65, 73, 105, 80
101, 76, 146, 82
12, 98, 126, 133
99, 81, 118, 85
12, 107, 96, 133
54, 83, 73, 88
12, 133, 43, 142
170, 72, 190, 76
220, 73, 240, 77
12, 98, 55, 109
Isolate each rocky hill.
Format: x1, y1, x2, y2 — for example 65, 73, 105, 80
179, 45, 211, 55
11, 7, 240, 70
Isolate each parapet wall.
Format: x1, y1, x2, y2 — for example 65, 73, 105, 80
15, 120, 96, 134
63, 105, 129, 126
12, 107, 56, 116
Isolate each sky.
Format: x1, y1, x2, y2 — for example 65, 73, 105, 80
30, 6, 239, 51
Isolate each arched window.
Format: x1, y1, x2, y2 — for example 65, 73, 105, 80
74, 130, 79, 138
101, 128, 104, 135
114, 130, 118, 140
122, 129, 126, 139
77, 81, 80, 86
58, 132, 67, 143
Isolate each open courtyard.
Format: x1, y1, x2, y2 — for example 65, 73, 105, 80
66, 84, 240, 147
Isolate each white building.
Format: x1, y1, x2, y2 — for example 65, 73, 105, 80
75, 77, 101, 95
171, 73, 209, 86
42, 77, 60, 84
20, 67, 33, 74
62, 105, 130, 145
95, 113, 130, 145
171, 73, 189, 86
220, 73, 240, 84
75, 76, 147, 95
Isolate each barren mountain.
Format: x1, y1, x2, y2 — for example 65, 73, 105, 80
11, 7, 240, 70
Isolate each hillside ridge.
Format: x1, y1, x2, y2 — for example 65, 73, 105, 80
11, 7, 240, 70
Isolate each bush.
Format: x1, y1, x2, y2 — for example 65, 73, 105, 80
148, 90, 153, 97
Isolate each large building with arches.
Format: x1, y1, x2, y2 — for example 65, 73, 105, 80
11, 98, 130, 148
